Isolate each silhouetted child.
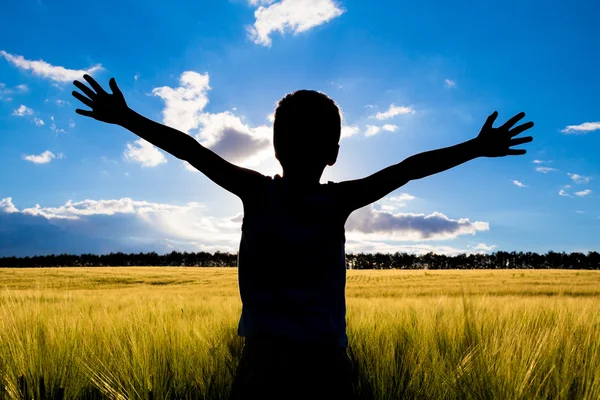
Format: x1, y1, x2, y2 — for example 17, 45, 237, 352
72, 75, 533, 400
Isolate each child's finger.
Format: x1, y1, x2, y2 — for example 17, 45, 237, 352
507, 149, 527, 156
73, 80, 97, 99
75, 109, 94, 118
500, 112, 526, 131
72, 91, 94, 108
83, 74, 106, 95
510, 121, 534, 137
484, 111, 498, 128
109, 78, 123, 96
509, 136, 533, 147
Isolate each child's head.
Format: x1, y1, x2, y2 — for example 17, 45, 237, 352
273, 90, 341, 174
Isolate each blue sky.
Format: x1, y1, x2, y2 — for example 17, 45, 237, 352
0, 0, 598, 257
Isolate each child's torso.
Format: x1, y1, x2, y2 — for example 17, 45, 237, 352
237, 175, 348, 346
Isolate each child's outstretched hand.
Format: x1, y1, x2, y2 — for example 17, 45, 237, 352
475, 111, 534, 157
72, 75, 129, 125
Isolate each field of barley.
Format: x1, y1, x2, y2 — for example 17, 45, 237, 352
0, 267, 599, 400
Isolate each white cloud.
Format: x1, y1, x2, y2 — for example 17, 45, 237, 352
153, 71, 272, 167
248, 0, 345, 46
195, 111, 271, 165
444, 79, 456, 88
56, 99, 69, 107
12, 105, 33, 116
536, 167, 556, 173
365, 125, 381, 137
575, 189, 591, 197
0, 82, 9, 96
152, 71, 211, 133
267, 113, 275, 123
512, 180, 526, 188
1, 197, 243, 255
382, 124, 398, 132
124, 139, 168, 168
372, 104, 415, 120
473, 243, 497, 252
561, 122, 600, 134
68, 119, 75, 128
1, 51, 102, 83
1, 196, 490, 256
345, 240, 485, 256
49, 116, 67, 134
134, 74, 140, 81
375, 194, 416, 212
0, 83, 27, 100
34, 117, 45, 126
389, 193, 416, 202
559, 189, 571, 197
249, 0, 276, 5
341, 125, 360, 139
568, 173, 591, 184
183, 161, 199, 173
23, 150, 63, 164
0, 198, 18, 213
533, 160, 546, 164
345, 205, 489, 241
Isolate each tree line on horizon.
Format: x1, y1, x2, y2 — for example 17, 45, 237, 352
0, 250, 599, 269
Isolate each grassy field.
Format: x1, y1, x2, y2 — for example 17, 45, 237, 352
0, 268, 599, 399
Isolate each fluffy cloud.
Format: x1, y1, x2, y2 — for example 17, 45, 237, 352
561, 122, 600, 134
0, 197, 242, 256
23, 150, 63, 164
575, 189, 591, 197
444, 79, 456, 88
1, 196, 491, 256
341, 125, 360, 139
152, 71, 210, 133
364, 123, 399, 137
34, 117, 45, 126
0, 50, 102, 82
375, 194, 416, 212
512, 180, 526, 188
345, 240, 486, 256
535, 167, 556, 173
473, 243, 497, 252
365, 125, 381, 137
390, 193, 416, 202
559, 189, 571, 197
248, 0, 344, 46
0, 83, 10, 99
568, 173, 591, 184
195, 112, 271, 164
124, 139, 168, 168
0, 83, 28, 100
151, 71, 272, 167
12, 105, 33, 116
345, 205, 489, 241
372, 104, 415, 120
0, 198, 18, 213
249, 0, 276, 5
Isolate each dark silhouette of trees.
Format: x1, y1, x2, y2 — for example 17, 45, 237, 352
0, 250, 599, 269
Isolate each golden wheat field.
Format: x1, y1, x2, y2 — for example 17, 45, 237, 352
0, 267, 599, 400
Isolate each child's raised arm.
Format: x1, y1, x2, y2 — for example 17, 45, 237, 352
72, 75, 264, 199
333, 111, 534, 214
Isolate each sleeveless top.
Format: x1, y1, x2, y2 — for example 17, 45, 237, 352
237, 175, 348, 347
